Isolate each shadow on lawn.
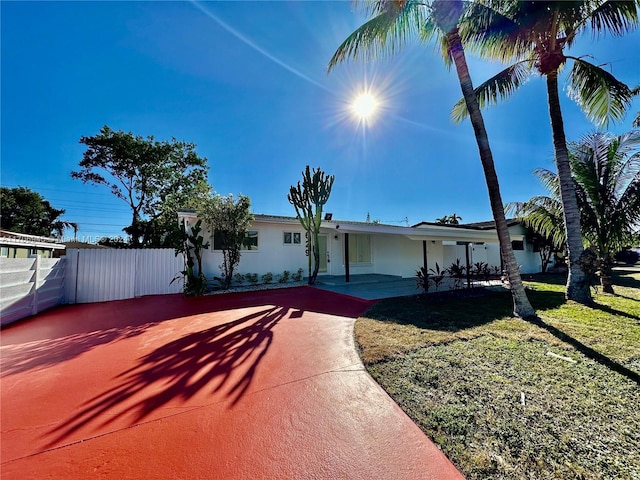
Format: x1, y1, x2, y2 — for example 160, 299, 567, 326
613, 266, 640, 289
44, 305, 288, 448
590, 302, 639, 321
529, 316, 640, 385
366, 287, 639, 385
367, 288, 566, 331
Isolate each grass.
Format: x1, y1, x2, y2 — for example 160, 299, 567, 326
355, 267, 640, 479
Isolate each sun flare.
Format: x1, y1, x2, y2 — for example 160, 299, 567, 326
352, 93, 378, 119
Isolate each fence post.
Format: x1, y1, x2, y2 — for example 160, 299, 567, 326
29, 254, 40, 316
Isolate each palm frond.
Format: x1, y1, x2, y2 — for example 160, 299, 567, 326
459, 1, 541, 62
418, 15, 453, 67
328, 1, 426, 71
566, 58, 633, 128
569, 129, 640, 252
451, 60, 532, 123
586, 0, 639, 37
506, 194, 566, 250
533, 168, 562, 199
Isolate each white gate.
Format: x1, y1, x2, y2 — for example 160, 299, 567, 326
65, 249, 185, 304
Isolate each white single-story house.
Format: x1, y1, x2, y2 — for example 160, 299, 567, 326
0, 230, 66, 259
177, 211, 543, 282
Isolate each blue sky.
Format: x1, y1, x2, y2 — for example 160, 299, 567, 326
2, 1, 639, 241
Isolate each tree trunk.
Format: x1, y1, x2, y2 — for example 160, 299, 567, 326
309, 234, 320, 285
446, 27, 536, 318
130, 212, 142, 247
599, 254, 615, 294
545, 73, 592, 304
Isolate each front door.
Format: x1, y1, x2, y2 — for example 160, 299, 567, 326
318, 235, 328, 273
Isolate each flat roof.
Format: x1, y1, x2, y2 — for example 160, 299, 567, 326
177, 212, 523, 243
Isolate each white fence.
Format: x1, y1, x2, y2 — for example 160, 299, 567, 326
0, 249, 185, 326
65, 249, 185, 304
0, 256, 66, 327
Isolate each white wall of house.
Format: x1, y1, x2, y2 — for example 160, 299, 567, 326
192, 215, 543, 280
200, 221, 309, 279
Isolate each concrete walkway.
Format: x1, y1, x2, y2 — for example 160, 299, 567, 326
314, 274, 503, 300
314, 274, 421, 300
1, 287, 464, 479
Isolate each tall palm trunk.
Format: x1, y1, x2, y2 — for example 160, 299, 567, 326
445, 26, 535, 318
546, 72, 592, 304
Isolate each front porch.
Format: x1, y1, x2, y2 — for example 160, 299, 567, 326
314, 274, 504, 300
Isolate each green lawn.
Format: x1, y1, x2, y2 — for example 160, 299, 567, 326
356, 268, 640, 479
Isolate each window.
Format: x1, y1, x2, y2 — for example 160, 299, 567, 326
511, 240, 524, 251
213, 230, 259, 251
283, 231, 301, 245
344, 234, 371, 263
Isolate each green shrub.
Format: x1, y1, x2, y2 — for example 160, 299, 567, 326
292, 268, 304, 282
279, 270, 291, 283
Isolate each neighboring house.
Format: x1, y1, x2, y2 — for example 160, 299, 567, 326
0, 230, 66, 258
63, 241, 109, 250
178, 212, 542, 281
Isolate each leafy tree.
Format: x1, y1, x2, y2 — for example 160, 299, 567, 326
329, 0, 535, 318
97, 236, 131, 248
1, 186, 77, 238
511, 131, 640, 293
452, 0, 638, 303
199, 194, 253, 290
436, 213, 463, 225
72, 125, 210, 247
287, 166, 334, 285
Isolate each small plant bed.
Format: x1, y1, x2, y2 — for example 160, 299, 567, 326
205, 280, 306, 296
355, 270, 640, 479
205, 269, 306, 295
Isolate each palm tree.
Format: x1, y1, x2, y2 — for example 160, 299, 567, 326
329, 0, 536, 318
435, 213, 463, 224
507, 165, 567, 249
452, 1, 637, 303
49, 220, 78, 239
572, 130, 640, 292
511, 131, 640, 294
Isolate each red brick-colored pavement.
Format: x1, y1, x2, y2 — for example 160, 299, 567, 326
1, 287, 464, 479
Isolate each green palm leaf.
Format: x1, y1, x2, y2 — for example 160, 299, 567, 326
506, 194, 566, 250
566, 58, 633, 128
328, 1, 426, 71
451, 61, 532, 123
460, 1, 536, 62
587, 0, 639, 37
568, 130, 640, 252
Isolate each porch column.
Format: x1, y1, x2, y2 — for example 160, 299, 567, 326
422, 240, 428, 271
465, 242, 471, 288
344, 233, 350, 283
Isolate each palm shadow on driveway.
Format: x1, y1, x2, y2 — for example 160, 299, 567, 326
44, 304, 288, 449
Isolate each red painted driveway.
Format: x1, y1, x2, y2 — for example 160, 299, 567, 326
1, 287, 463, 479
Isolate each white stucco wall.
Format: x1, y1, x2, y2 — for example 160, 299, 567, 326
193, 217, 542, 280
200, 222, 308, 279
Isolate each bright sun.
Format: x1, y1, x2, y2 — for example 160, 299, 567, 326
352, 93, 378, 119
